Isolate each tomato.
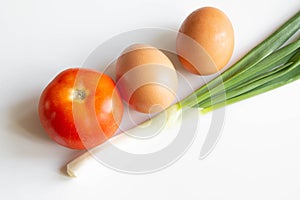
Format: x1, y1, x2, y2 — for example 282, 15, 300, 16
38, 68, 124, 150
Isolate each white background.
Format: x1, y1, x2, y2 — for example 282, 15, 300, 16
1, 0, 300, 199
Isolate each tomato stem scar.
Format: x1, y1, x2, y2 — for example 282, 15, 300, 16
73, 89, 87, 101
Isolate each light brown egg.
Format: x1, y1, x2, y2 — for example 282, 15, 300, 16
116, 44, 178, 114
176, 7, 234, 75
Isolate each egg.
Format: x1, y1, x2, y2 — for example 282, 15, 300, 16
115, 44, 178, 114
176, 7, 234, 75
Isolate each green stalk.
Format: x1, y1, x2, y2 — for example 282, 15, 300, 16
201, 50, 300, 113
219, 39, 300, 89
196, 40, 300, 107
198, 60, 294, 108
179, 10, 300, 109
200, 62, 293, 109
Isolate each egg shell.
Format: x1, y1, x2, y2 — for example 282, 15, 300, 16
177, 7, 234, 75
116, 44, 178, 114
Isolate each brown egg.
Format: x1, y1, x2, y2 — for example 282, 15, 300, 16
116, 44, 178, 114
176, 7, 234, 75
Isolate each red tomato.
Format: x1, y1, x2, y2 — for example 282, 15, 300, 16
38, 68, 124, 150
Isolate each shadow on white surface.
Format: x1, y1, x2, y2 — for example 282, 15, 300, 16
9, 96, 52, 143
7, 95, 82, 177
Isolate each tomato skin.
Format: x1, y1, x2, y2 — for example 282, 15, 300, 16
38, 68, 124, 150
